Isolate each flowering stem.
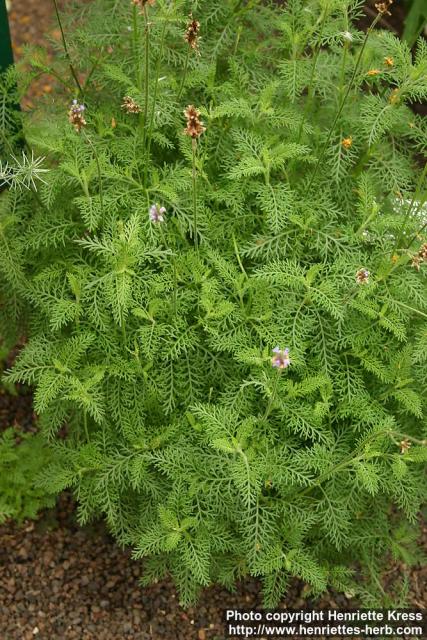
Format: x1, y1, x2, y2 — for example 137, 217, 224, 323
232, 233, 247, 278
293, 427, 425, 501
296, 9, 327, 144
307, 13, 381, 192
142, 5, 150, 165
83, 410, 89, 442
52, 0, 83, 96
262, 369, 281, 421
82, 131, 104, 215
192, 138, 198, 254
133, 5, 143, 92
405, 219, 427, 252
178, 50, 190, 102
145, 14, 168, 187
173, 258, 178, 315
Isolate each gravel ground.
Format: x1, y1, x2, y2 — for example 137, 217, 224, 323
0, 488, 426, 640
1, 489, 424, 640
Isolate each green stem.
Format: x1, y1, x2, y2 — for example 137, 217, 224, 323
307, 13, 381, 192
232, 233, 247, 277
405, 219, 427, 252
82, 48, 105, 93
133, 5, 143, 92
145, 13, 168, 187
191, 138, 198, 254
82, 131, 104, 215
122, 319, 127, 347
83, 410, 89, 442
177, 49, 190, 102
293, 427, 423, 500
296, 10, 327, 144
52, 0, 83, 95
339, 44, 349, 100
142, 5, 150, 163
173, 258, 178, 315
262, 369, 281, 421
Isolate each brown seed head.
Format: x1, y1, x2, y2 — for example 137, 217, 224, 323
399, 438, 411, 454
68, 100, 86, 133
183, 105, 206, 139
411, 255, 422, 271
185, 15, 200, 51
341, 136, 353, 150
121, 96, 142, 114
356, 268, 370, 285
418, 243, 427, 261
375, 0, 393, 16
131, 0, 155, 10
411, 243, 427, 271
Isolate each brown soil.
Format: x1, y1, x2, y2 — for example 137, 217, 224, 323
1, 490, 425, 640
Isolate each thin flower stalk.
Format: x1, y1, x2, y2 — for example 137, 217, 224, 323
296, 8, 328, 144
52, 0, 83, 95
145, 13, 169, 187
178, 16, 200, 101
307, 12, 382, 192
82, 131, 104, 215
142, 3, 150, 166
183, 106, 205, 252
192, 138, 198, 253
263, 347, 291, 420
177, 49, 191, 102
132, 3, 143, 92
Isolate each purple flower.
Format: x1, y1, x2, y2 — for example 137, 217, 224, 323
68, 100, 86, 132
149, 203, 166, 224
271, 346, 291, 369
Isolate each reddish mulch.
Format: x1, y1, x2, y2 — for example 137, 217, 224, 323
7, 0, 66, 106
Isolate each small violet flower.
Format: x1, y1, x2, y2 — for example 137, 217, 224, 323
271, 346, 291, 369
149, 203, 166, 224
68, 99, 86, 133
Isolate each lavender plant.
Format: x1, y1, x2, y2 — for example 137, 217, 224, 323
1, 0, 427, 606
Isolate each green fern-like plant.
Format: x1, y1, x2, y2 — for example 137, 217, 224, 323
1, 0, 426, 606
0, 427, 57, 523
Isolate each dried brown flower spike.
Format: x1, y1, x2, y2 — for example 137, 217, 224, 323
356, 268, 370, 285
375, 0, 393, 16
68, 100, 86, 133
411, 242, 427, 270
183, 105, 206, 139
185, 15, 201, 52
131, 0, 155, 10
400, 438, 411, 455
121, 96, 142, 114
